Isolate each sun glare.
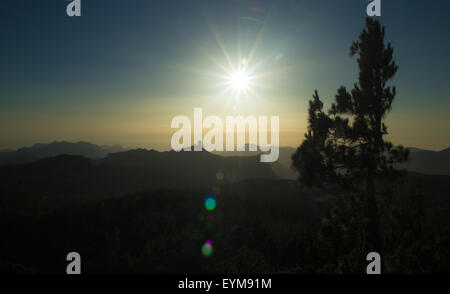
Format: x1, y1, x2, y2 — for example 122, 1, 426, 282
229, 71, 250, 91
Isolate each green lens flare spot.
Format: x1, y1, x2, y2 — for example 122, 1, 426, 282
202, 241, 213, 257
205, 195, 217, 211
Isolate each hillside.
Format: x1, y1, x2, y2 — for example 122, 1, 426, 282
0, 149, 276, 213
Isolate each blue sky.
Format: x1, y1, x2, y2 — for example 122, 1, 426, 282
1, 0, 449, 150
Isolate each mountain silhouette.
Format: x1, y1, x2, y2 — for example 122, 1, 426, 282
1, 142, 449, 178
0, 141, 128, 166
212, 145, 298, 180
99, 148, 276, 185
1, 144, 450, 273
0, 148, 277, 212
396, 147, 450, 175
214, 145, 450, 177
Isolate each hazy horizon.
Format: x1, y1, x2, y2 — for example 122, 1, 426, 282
1, 140, 449, 154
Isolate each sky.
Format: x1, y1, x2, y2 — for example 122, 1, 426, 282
1, 0, 449, 151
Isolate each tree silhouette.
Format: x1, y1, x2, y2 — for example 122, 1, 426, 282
292, 17, 409, 254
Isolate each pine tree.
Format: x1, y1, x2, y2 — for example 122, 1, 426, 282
292, 17, 409, 254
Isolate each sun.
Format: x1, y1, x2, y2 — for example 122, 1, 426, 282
229, 70, 250, 91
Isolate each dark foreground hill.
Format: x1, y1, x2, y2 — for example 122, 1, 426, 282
0, 175, 449, 274
0, 180, 330, 273
0, 144, 449, 273
0, 149, 276, 213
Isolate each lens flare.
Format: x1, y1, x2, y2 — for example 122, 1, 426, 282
202, 240, 213, 257
205, 195, 217, 211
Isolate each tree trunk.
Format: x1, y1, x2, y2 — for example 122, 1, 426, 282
366, 176, 383, 254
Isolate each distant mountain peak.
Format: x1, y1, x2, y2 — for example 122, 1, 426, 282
0, 141, 126, 166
